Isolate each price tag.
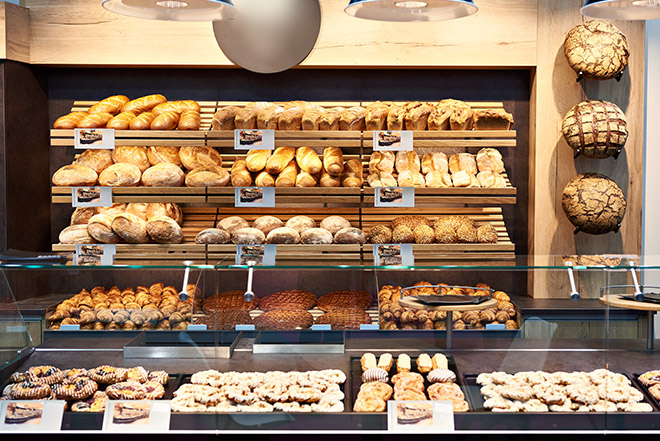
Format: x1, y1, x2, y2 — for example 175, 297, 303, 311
235, 324, 256, 331
374, 187, 414, 207
234, 129, 275, 150
235, 187, 275, 207
74, 128, 115, 149
0, 400, 65, 432
373, 244, 414, 267
72, 187, 113, 208
235, 244, 276, 266
359, 324, 379, 330
373, 130, 413, 151
74, 244, 116, 266
311, 324, 332, 331
486, 323, 506, 331
102, 401, 170, 433
186, 324, 207, 331
387, 401, 454, 433
59, 324, 81, 331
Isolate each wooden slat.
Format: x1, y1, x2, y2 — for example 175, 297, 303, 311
52, 187, 207, 204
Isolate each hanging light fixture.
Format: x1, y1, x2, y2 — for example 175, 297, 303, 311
102, 0, 236, 21
344, 0, 477, 22
581, 0, 660, 20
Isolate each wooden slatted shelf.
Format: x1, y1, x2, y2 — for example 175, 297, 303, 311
52, 186, 207, 204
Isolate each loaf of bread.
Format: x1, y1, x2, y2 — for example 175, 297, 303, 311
340, 107, 367, 131
428, 105, 453, 130
421, 152, 449, 174
71, 207, 96, 225
318, 107, 344, 131
185, 166, 230, 187
451, 170, 479, 187
121, 94, 167, 114
78, 112, 114, 128
474, 109, 514, 130
129, 112, 156, 130
365, 102, 390, 131
334, 227, 367, 244
302, 106, 325, 131
266, 147, 296, 174
246, 149, 271, 172
320, 215, 352, 235
296, 171, 318, 187
212, 106, 240, 130
97, 203, 127, 217
54, 112, 88, 129
397, 170, 425, 187
106, 111, 137, 130
98, 163, 142, 187
112, 146, 150, 172
75, 149, 113, 174
285, 215, 316, 233
341, 158, 363, 188
301, 228, 334, 244
275, 160, 297, 187
52, 164, 98, 186
255, 170, 275, 187
295, 147, 322, 174
253, 216, 284, 235
476, 148, 505, 173
89, 95, 130, 115
179, 147, 223, 170
146, 202, 183, 225
266, 227, 301, 244
230, 159, 253, 187
450, 107, 475, 130
449, 153, 478, 175
395, 151, 421, 174
147, 146, 182, 167
284, 100, 313, 111
178, 110, 201, 130
231, 227, 266, 245
217, 216, 249, 234
146, 216, 183, 244
405, 102, 432, 130
323, 147, 344, 177
234, 104, 260, 129
59, 225, 94, 244
369, 151, 395, 174
425, 171, 452, 188
126, 202, 149, 220
367, 171, 397, 188
320, 169, 341, 187
195, 228, 230, 244
278, 106, 305, 131
387, 105, 406, 130
112, 213, 150, 243
141, 163, 185, 187
477, 171, 507, 188
87, 214, 121, 244
257, 105, 283, 130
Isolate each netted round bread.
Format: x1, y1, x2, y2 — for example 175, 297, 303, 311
564, 20, 629, 80
562, 173, 626, 235
562, 100, 627, 159
317, 290, 373, 312
315, 309, 372, 330
202, 290, 259, 312
258, 290, 317, 310
196, 309, 253, 330
254, 309, 313, 330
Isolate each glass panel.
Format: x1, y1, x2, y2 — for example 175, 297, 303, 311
0, 268, 33, 371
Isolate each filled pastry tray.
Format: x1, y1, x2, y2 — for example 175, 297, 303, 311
632, 373, 660, 410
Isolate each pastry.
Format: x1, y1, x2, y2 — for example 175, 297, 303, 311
638, 370, 660, 387
353, 396, 386, 412
106, 381, 147, 400
259, 290, 317, 310
397, 354, 412, 373
27, 366, 64, 385
427, 369, 456, 384
88, 365, 128, 384
148, 371, 169, 385
359, 382, 393, 401
362, 368, 389, 383
431, 353, 448, 370
253, 309, 314, 330
10, 381, 52, 400
416, 354, 433, 374
71, 391, 108, 413
378, 353, 394, 372
53, 378, 98, 401
52, 164, 98, 187
361, 353, 377, 372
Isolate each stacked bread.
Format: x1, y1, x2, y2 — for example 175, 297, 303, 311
195, 214, 367, 245
212, 100, 513, 131
46, 283, 198, 331
369, 215, 498, 245
59, 203, 184, 245
53, 95, 202, 131
368, 148, 507, 189
378, 282, 518, 331
52, 146, 229, 188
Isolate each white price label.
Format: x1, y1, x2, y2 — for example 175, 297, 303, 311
74, 128, 115, 149
235, 187, 275, 207
373, 244, 414, 267
234, 129, 275, 150
72, 187, 113, 208
74, 244, 116, 266
387, 401, 454, 433
373, 130, 413, 151
103, 401, 170, 433
235, 244, 276, 266
374, 187, 415, 207
0, 401, 65, 432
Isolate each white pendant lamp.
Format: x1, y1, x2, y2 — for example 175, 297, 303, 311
344, 0, 477, 22
102, 0, 236, 21
581, 0, 660, 20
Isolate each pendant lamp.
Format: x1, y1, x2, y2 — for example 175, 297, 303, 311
344, 0, 477, 22
102, 0, 236, 21
581, 0, 660, 20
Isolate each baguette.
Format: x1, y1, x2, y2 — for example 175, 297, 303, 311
301, 106, 325, 131
129, 112, 156, 130
230, 159, 253, 187
212, 106, 239, 130
88, 95, 130, 115
255, 170, 275, 187
421, 152, 448, 174
178, 110, 201, 130
319, 169, 341, 187
296, 171, 318, 187
275, 160, 297, 187
339, 106, 367, 131
153, 100, 201, 115
121, 94, 167, 114
295, 147, 322, 174
278, 106, 305, 131
77, 112, 113, 128
265, 147, 296, 174
360, 353, 377, 372
341, 158, 363, 188
387, 105, 406, 130
395, 151, 421, 174
257, 105, 283, 130
107, 111, 137, 130
54, 112, 87, 129
150, 111, 180, 130
318, 107, 344, 131
323, 147, 344, 177
396, 354, 411, 373
246, 149, 271, 172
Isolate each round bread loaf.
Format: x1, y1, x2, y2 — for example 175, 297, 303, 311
75, 149, 114, 173
111, 146, 150, 172
562, 100, 627, 159
185, 166, 230, 187
99, 163, 141, 187
88, 214, 121, 244
564, 20, 629, 80
146, 216, 183, 244
259, 290, 317, 310
52, 164, 98, 187
285, 215, 316, 233
413, 225, 435, 244
195, 228, 230, 244
111, 213, 150, 243
562, 173, 626, 234
254, 309, 313, 331
71, 207, 97, 225
126, 203, 149, 221
334, 227, 367, 244
392, 225, 414, 243
392, 215, 431, 230
97, 203, 127, 217
315, 308, 372, 330
456, 224, 478, 243
253, 216, 284, 235
147, 146, 182, 167
216, 216, 249, 234
231, 227, 265, 244
179, 146, 223, 170
146, 203, 183, 225
266, 227, 300, 244
59, 225, 94, 244
320, 215, 352, 235
301, 228, 334, 244
142, 163, 185, 187
476, 225, 498, 243
370, 225, 393, 244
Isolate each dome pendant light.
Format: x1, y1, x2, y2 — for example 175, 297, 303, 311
581, 0, 660, 20
102, 0, 236, 22
344, 0, 477, 22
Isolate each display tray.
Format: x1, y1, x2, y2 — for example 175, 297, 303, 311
632, 374, 660, 410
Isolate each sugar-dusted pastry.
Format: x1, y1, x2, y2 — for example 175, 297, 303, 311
396, 354, 411, 373
432, 353, 448, 370
377, 353, 394, 372
361, 353, 377, 372
416, 353, 433, 374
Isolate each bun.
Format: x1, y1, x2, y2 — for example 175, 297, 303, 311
295, 147, 322, 174
257, 106, 283, 130
266, 227, 301, 244
179, 147, 223, 170
231, 227, 266, 245
75, 149, 113, 174
320, 169, 341, 187
195, 228, 230, 244
150, 111, 180, 130
146, 203, 183, 225
178, 110, 201, 130
334, 227, 367, 244
98, 163, 142, 187
121, 94, 167, 114
146, 216, 183, 244
301, 228, 334, 244
185, 166, 230, 187
285, 216, 316, 233
129, 112, 156, 130
302, 106, 325, 131
112, 146, 150, 172
266, 147, 296, 174
212, 106, 239, 130
253, 216, 284, 235
52, 164, 98, 187
89, 95, 130, 115
217, 216, 249, 234
255, 171, 275, 187
246, 149, 271, 173
319, 107, 344, 131
141, 163, 185, 187
340, 107, 367, 131
59, 225, 94, 244
147, 146, 182, 167
54, 112, 87, 129
126, 203, 149, 220
111, 213, 150, 243
88, 214, 121, 244
320, 216, 352, 235
230, 159, 253, 187
275, 160, 297, 187
323, 147, 344, 177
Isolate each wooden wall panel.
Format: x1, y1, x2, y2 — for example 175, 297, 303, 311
0, 3, 29, 63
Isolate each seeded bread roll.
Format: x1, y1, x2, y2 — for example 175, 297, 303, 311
179, 146, 223, 170
334, 227, 367, 244
253, 216, 284, 235
141, 163, 185, 187
52, 164, 98, 187
392, 225, 414, 243
112, 213, 150, 243
146, 203, 183, 225
112, 146, 150, 172
75, 149, 114, 174
88, 214, 121, 244
216, 216, 249, 234
231, 227, 266, 245
320, 216, 352, 235
266, 227, 301, 244
147, 146, 182, 167
98, 163, 141, 187
146, 216, 183, 244
285, 216, 316, 233
59, 225, 94, 244
392, 215, 431, 230
300, 228, 334, 244
195, 228, 230, 244
185, 166, 230, 187
456, 224, 478, 243
413, 225, 435, 244
477, 225, 498, 243
369, 225, 393, 244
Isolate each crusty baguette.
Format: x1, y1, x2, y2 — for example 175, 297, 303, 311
53, 112, 87, 129
323, 147, 344, 177
178, 110, 201, 130
275, 160, 297, 187
265, 147, 296, 175
150, 111, 180, 130
77, 112, 113, 128
107, 111, 137, 130
246, 149, 271, 173
89, 95, 130, 115
295, 147, 322, 174
121, 94, 167, 114
230, 159, 253, 187
129, 112, 156, 130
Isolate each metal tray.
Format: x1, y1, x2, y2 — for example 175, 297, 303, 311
632, 373, 660, 410
123, 331, 241, 359
252, 331, 345, 354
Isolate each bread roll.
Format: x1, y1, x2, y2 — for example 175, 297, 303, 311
302, 106, 325, 131
112, 146, 150, 172
476, 148, 505, 173
477, 171, 507, 188
428, 105, 453, 131
449, 153, 478, 175
98, 163, 142, 187
296, 171, 318, 187
275, 160, 297, 187
212, 106, 239, 130
395, 151, 421, 174
71, 207, 96, 225
146, 203, 183, 225
387, 105, 406, 130
97, 203, 127, 217
147, 146, 182, 167
365, 103, 390, 131
266, 227, 301, 244
285, 215, 316, 233
89, 95, 130, 115
75, 149, 114, 174
320, 169, 341, 187
52, 164, 98, 186
231, 227, 265, 245
450, 107, 475, 130
397, 170, 425, 188
112, 213, 150, 243
121, 94, 167, 114
217, 216, 249, 234
319, 107, 344, 131
295, 147, 322, 174
106, 111, 137, 130
88, 214, 121, 244
246, 149, 271, 173
126, 203, 149, 221
150, 111, 180, 130
255, 171, 275, 187
340, 107, 367, 131
369, 151, 395, 174
341, 158, 363, 188
178, 110, 201, 130
425, 171, 452, 188
300, 228, 334, 244
405, 103, 432, 130
253, 216, 284, 235
185, 166, 230, 187
367, 171, 397, 188
231, 159, 253, 187
266, 147, 296, 174
334, 227, 367, 244
451, 170, 475, 187
142, 163, 185, 187
421, 152, 449, 174
129, 112, 156, 130
146, 216, 183, 244
323, 147, 344, 176
78, 113, 113, 128
320, 215, 351, 235
278, 107, 305, 130
257, 105, 283, 130
195, 228, 230, 244
235, 105, 259, 129
59, 225, 94, 244
54, 112, 87, 129
179, 147, 223, 170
